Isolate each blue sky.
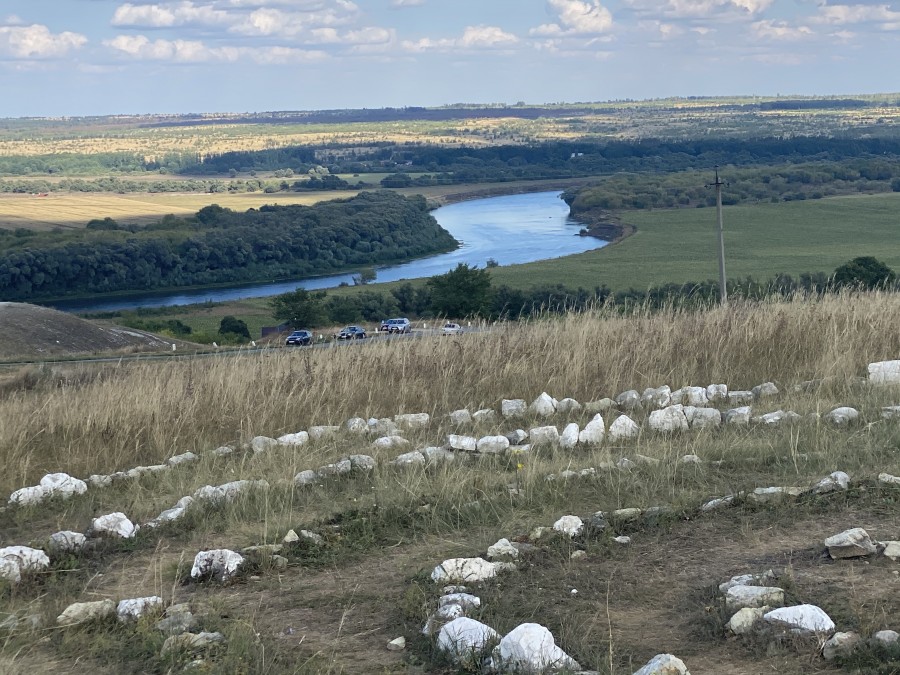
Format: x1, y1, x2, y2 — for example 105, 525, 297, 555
0, 0, 898, 117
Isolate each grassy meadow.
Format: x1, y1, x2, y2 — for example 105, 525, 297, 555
1, 292, 900, 673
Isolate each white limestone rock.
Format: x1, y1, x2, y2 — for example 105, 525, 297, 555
277, 432, 309, 446
825, 406, 860, 426
881, 406, 900, 420
752, 382, 779, 399
395, 413, 430, 429
309, 425, 339, 441
613, 535, 632, 545
556, 398, 582, 415
584, 398, 616, 414
681, 454, 702, 465
389, 451, 426, 468
0, 546, 50, 584
349, 454, 376, 471
701, 495, 735, 512
316, 460, 352, 478
345, 417, 368, 434
878, 472, 900, 486
812, 471, 851, 494
293, 470, 318, 487
529, 392, 558, 417
507, 429, 529, 445
492, 623, 580, 673
250, 436, 278, 453
368, 418, 398, 436
437, 617, 500, 666
448, 434, 478, 452
616, 457, 637, 470
612, 507, 642, 522
683, 406, 721, 429
642, 386, 672, 410
553, 515, 584, 538
648, 405, 689, 433
727, 607, 768, 635
725, 585, 785, 612
87, 474, 114, 488
472, 408, 497, 424
529, 426, 560, 446
91, 512, 138, 539
868, 360, 900, 385
559, 423, 580, 449
190, 549, 244, 582
211, 446, 234, 457
47, 531, 86, 555
822, 631, 861, 661
117, 596, 164, 622
728, 391, 754, 405
718, 570, 775, 593
578, 414, 605, 445
477, 435, 510, 454
57, 599, 116, 626
763, 605, 835, 634
431, 557, 498, 584
161, 631, 226, 655
450, 409, 472, 425
747, 486, 804, 504
882, 541, 900, 561
502, 399, 528, 418
167, 452, 199, 466
387, 636, 406, 651
299, 530, 324, 546
616, 390, 641, 410
677, 386, 708, 407
873, 630, 900, 646
423, 446, 456, 464
824, 528, 878, 559
126, 464, 169, 479
40, 473, 88, 499
706, 384, 728, 403
632, 653, 691, 675
373, 435, 410, 451
487, 538, 519, 560
8, 486, 47, 506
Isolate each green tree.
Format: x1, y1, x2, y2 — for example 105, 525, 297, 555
833, 256, 897, 289
352, 267, 377, 286
427, 263, 492, 318
219, 315, 250, 338
271, 289, 328, 328
326, 295, 362, 324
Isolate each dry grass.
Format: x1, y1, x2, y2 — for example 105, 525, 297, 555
2, 291, 900, 673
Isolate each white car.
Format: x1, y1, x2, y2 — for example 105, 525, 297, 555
441, 322, 463, 335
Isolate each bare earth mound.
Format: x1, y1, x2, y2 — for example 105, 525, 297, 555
0, 302, 173, 359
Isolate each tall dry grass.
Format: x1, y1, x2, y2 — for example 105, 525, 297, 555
1, 291, 899, 494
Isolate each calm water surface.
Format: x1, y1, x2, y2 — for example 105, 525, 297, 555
53, 191, 606, 313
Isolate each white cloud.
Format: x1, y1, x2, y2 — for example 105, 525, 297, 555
391, 0, 425, 6
813, 2, 900, 29
639, 19, 683, 36
309, 26, 393, 45
751, 19, 813, 39
624, 0, 772, 18
0, 24, 87, 59
229, 4, 358, 37
403, 25, 518, 52
104, 33, 326, 63
112, 2, 231, 28
532, 0, 613, 36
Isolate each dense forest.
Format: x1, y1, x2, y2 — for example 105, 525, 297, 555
0, 191, 456, 301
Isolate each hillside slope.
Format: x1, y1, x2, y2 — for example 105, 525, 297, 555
0, 302, 173, 359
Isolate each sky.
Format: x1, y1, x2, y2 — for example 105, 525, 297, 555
0, 0, 898, 117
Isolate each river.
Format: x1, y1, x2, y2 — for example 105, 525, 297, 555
52, 190, 606, 314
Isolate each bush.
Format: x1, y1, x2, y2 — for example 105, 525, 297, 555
833, 256, 896, 289
218, 316, 250, 339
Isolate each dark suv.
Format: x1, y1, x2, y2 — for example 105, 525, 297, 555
382, 318, 411, 334
285, 330, 313, 346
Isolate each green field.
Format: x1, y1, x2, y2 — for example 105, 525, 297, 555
489, 192, 900, 291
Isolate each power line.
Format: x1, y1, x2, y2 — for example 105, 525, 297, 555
706, 166, 728, 304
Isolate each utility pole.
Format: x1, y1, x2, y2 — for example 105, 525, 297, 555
707, 166, 728, 304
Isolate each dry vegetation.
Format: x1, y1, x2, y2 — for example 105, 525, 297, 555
1, 292, 900, 673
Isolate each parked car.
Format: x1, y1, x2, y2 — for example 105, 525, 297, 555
337, 325, 367, 340
285, 329, 313, 346
382, 318, 411, 334
442, 322, 463, 336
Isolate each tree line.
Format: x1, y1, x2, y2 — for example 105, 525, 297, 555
0, 191, 456, 301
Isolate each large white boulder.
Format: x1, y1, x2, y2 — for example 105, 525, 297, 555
145, 496, 194, 528
822, 631, 862, 661
40, 473, 88, 499
277, 432, 309, 446
728, 391, 754, 405
642, 386, 672, 410
448, 434, 478, 452
431, 557, 498, 584
57, 599, 116, 626
649, 405, 689, 433
812, 471, 851, 494
609, 415, 640, 441
116, 596, 164, 622
48, 531, 87, 555
878, 472, 900, 486
615, 390, 641, 410
578, 414, 605, 445
675, 386, 708, 407
437, 617, 500, 666
0, 546, 50, 583
553, 515, 584, 538
725, 585, 785, 612
529, 426, 560, 446
763, 604, 835, 634
824, 527, 878, 559
190, 549, 244, 582
868, 360, 900, 385
683, 406, 721, 429
825, 407, 859, 426
487, 539, 519, 560
477, 436, 510, 454
559, 423, 579, 449
91, 512, 138, 539
727, 607, 768, 635
345, 417, 368, 434
492, 623, 580, 673
529, 392, 557, 417
8, 485, 47, 506
632, 653, 690, 675
706, 384, 728, 403
395, 413, 430, 429
502, 399, 527, 418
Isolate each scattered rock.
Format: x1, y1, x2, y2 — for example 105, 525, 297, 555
345, 417, 368, 434
448, 434, 478, 452
632, 653, 691, 675
613, 536, 632, 545
277, 432, 309, 446
747, 486, 804, 504
395, 413, 430, 429
873, 630, 900, 646
612, 507, 642, 522
117, 596, 164, 622
608, 415, 640, 441
387, 636, 406, 651
349, 454, 376, 471
683, 407, 721, 429
681, 454, 702, 465
728, 391, 755, 405
91, 512, 139, 539
167, 452, 199, 466
616, 457, 636, 470
211, 446, 234, 457
822, 631, 861, 661
487, 538, 519, 560
87, 474, 114, 488
145, 496, 194, 528
812, 471, 851, 494
506, 429, 529, 445
373, 435, 410, 451
529, 426, 560, 446
250, 436, 278, 453
477, 435, 510, 454
824, 527, 878, 559
677, 386, 708, 407
437, 617, 499, 666
706, 384, 728, 403
423, 446, 456, 464
725, 585, 785, 612
725, 406, 752, 426
0, 546, 50, 583
556, 398, 583, 415
57, 599, 116, 626
40, 472, 88, 499
752, 382, 779, 399
763, 605, 835, 634
473, 409, 496, 423
317, 460, 352, 478
492, 623, 580, 673
553, 515, 584, 538
450, 409, 472, 425
161, 631, 226, 656
529, 392, 558, 417
880, 406, 900, 420
283, 530, 300, 544
299, 530, 324, 546
882, 541, 900, 561
642, 386, 672, 410
190, 549, 244, 582
388, 450, 426, 468
868, 360, 900, 385
728, 607, 768, 635
578, 414, 605, 445
431, 557, 498, 584
559, 423, 580, 449
47, 531, 86, 555
584, 398, 616, 414
825, 407, 860, 426
502, 399, 528, 418
369, 418, 398, 436
571, 550, 588, 560
308, 425, 339, 440
615, 390, 641, 411
293, 470, 318, 487
718, 570, 775, 593
649, 405, 688, 433
878, 472, 900, 486
701, 495, 735, 512
156, 604, 197, 635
